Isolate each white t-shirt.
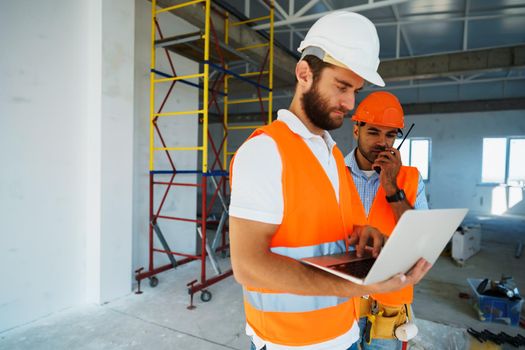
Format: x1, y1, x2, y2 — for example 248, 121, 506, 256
229, 109, 359, 350
362, 169, 376, 178
230, 109, 339, 223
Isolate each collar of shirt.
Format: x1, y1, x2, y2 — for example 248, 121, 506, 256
344, 148, 379, 182
276, 109, 337, 153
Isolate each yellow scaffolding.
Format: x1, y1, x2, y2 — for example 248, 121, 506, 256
136, 0, 275, 308
223, 5, 274, 168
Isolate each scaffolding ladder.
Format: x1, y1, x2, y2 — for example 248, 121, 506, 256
135, 0, 275, 309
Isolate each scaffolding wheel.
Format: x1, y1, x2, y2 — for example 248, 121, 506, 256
200, 290, 212, 302
149, 276, 159, 288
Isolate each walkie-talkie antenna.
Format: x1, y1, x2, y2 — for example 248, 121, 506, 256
374, 123, 415, 174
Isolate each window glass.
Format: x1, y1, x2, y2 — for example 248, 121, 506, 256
508, 138, 525, 185
395, 138, 430, 180
394, 138, 411, 166
481, 138, 506, 183
411, 140, 430, 180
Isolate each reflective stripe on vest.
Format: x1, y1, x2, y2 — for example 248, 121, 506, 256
347, 166, 419, 306
244, 289, 349, 312
231, 120, 358, 346
270, 239, 347, 260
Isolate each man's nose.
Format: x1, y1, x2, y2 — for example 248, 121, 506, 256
340, 92, 355, 112
377, 133, 388, 146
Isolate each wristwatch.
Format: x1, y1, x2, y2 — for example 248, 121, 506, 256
386, 189, 406, 203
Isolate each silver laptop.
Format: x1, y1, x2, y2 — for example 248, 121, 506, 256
301, 208, 468, 285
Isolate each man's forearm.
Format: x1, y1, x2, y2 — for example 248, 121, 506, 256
383, 183, 413, 221
229, 217, 417, 299
232, 248, 374, 298
229, 217, 374, 298
388, 199, 413, 221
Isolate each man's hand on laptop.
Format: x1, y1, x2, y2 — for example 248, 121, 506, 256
347, 225, 384, 258
367, 258, 432, 294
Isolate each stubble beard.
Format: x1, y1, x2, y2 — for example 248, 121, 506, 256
357, 137, 380, 164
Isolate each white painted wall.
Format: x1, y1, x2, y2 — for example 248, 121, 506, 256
401, 110, 525, 216
132, 0, 199, 273
88, 0, 135, 304
0, 0, 135, 332
0, 0, 201, 333
0, 0, 90, 332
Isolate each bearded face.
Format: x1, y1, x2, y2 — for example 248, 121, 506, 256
357, 135, 385, 164
355, 124, 398, 164
301, 80, 348, 131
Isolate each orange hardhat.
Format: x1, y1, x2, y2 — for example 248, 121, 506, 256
351, 91, 404, 128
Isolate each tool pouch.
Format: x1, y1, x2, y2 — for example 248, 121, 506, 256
361, 298, 408, 340
373, 305, 407, 339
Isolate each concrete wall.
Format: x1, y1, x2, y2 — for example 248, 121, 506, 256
1, 0, 90, 331
132, 0, 199, 272
0, 0, 201, 332
402, 110, 525, 216
87, 0, 135, 305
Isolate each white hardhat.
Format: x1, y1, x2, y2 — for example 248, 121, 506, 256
297, 11, 385, 87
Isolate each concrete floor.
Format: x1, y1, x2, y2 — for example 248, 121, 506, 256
0, 215, 524, 350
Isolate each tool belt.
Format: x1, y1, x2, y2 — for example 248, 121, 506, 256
359, 297, 409, 340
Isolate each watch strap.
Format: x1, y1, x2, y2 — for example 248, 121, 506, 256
386, 189, 406, 203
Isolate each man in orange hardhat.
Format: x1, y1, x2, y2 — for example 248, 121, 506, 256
345, 91, 429, 350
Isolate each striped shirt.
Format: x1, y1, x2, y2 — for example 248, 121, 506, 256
344, 149, 428, 215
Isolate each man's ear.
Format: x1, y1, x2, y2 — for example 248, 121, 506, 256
295, 60, 313, 91
353, 124, 359, 140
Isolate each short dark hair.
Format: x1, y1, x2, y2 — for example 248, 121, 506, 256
297, 55, 333, 82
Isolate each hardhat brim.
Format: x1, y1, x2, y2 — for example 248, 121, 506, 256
299, 45, 385, 87
350, 63, 385, 87
351, 114, 403, 128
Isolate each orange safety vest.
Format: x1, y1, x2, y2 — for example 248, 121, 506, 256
346, 164, 420, 306
230, 120, 359, 346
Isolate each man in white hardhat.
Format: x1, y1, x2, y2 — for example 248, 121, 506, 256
229, 11, 431, 350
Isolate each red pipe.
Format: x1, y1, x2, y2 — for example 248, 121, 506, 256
153, 181, 200, 187
153, 249, 200, 259
157, 215, 200, 223
149, 174, 154, 271
201, 176, 207, 283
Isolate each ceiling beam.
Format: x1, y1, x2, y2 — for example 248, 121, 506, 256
463, 0, 470, 51
379, 45, 525, 82
208, 97, 525, 124
294, 0, 322, 18
391, 4, 413, 57
256, 0, 305, 51
403, 97, 525, 115
253, 0, 411, 30
273, 10, 525, 34
227, 45, 525, 94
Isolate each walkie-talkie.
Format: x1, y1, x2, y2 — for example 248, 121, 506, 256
374, 123, 415, 174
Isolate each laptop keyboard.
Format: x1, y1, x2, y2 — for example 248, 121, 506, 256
329, 258, 376, 279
